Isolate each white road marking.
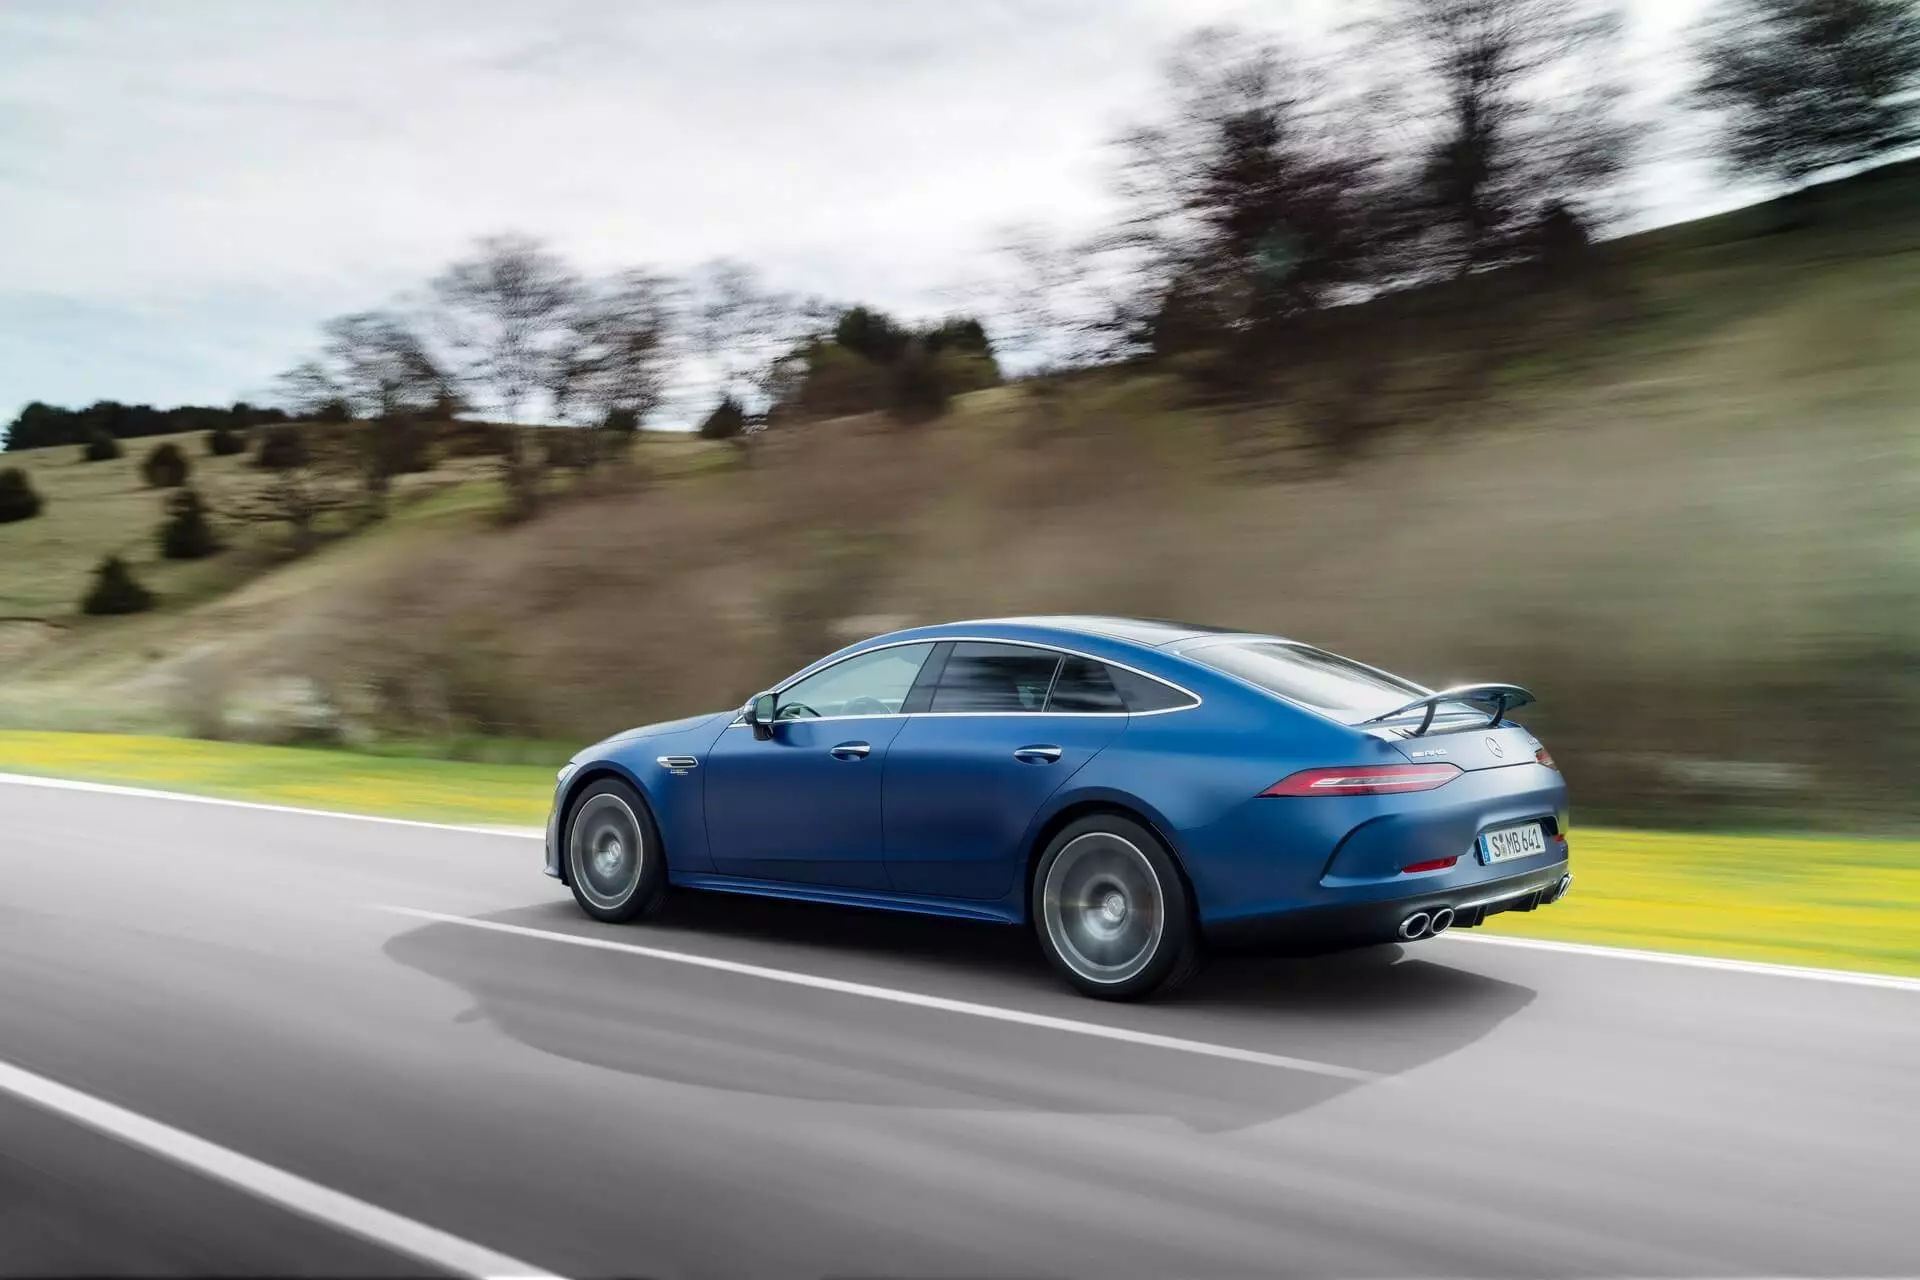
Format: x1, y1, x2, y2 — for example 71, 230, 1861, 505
377, 906, 1384, 1083
0, 771, 543, 838
0, 1055, 564, 1280
1439, 931, 1920, 992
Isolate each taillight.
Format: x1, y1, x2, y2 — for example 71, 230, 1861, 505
1260, 763, 1463, 797
1535, 746, 1557, 769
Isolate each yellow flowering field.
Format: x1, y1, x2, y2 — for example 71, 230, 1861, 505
0, 731, 1913, 977
1480, 827, 1919, 976
0, 730, 553, 827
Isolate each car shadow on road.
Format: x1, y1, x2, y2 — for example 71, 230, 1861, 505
597, 888, 1527, 1021
385, 889, 1536, 1132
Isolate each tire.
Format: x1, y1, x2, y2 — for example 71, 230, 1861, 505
1031, 814, 1199, 1001
563, 778, 666, 923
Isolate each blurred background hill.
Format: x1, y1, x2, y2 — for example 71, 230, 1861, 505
3, 0, 1917, 832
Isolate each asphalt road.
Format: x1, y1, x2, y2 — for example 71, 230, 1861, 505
1, 777, 1916, 1280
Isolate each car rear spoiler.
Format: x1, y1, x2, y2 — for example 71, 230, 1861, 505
1356, 683, 1535, 737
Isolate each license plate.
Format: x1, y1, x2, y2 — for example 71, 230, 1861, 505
1480, 822, 1547, 864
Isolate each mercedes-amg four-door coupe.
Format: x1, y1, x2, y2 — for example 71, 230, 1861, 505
545, 616, 1572, 999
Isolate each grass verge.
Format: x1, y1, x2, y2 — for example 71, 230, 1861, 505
0, 730, 554, 827
1, 730, 1913, 978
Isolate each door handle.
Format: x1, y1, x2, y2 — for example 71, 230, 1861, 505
1013, 745, 1063, 764
829, 741, 872, 760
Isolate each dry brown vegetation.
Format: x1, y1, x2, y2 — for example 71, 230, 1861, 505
281, 332, 1912, 830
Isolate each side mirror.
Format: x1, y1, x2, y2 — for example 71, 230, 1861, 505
747, 692, 778, 741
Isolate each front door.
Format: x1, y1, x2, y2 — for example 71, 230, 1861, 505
703, 642, 935, 889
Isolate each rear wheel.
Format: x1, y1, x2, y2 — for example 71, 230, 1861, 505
1032, 815, 1198, 1001
564, 779, 666, 923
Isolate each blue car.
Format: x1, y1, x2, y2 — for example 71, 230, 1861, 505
545, 616, 1571, 1000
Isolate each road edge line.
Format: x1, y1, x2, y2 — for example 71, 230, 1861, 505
0, 771, 543, 838
1438, 931, 1920, 992
0, 1055, 565, 1280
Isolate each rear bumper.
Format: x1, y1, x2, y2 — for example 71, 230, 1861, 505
1203, 859, 1571, 954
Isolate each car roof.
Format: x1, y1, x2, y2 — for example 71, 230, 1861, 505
780, 616, 1307, 703
959, 615, 1245, 648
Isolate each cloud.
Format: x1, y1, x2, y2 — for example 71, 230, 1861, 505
0, 0, 1730, 419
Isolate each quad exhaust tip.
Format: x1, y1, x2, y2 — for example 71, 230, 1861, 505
1405, 875, 1566, 944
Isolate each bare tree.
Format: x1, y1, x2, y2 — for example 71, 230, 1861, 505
431, 234, 582, 420
431, 234, 582, 517
684, 260, 827, 413
550, 271, 677, 458
980, 225, 1112, 374
271, 313, 449, 517
1111, 28, 1398, 358
1376, 0, 1632, 276
321, 312, 446, 420
1692, 0, 1920, 190
274, 360, 343, 420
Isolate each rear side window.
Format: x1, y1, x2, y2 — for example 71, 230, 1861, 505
1108, 665, 1198, 713
931, 642, 1062, 713
1186, 641, 1422, 723
1046, 657, 1127, 713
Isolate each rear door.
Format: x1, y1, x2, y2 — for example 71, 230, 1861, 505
883, 645, 1125, 900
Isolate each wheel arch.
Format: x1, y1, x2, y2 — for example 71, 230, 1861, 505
1021, 794, 1198, 925
553, 761, 658, 885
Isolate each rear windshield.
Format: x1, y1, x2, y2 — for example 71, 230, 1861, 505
1187, 641, 1433, 724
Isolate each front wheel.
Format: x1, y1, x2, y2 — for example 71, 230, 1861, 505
1032, 815, 1199, 1001
564, 779, 666, 922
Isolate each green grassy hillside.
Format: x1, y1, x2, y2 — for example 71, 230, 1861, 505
0, 426, 727, 734
0, 426, 722, 620
0, 429, 313, 618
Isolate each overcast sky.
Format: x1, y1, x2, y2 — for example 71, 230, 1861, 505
0, 0, 1743, 421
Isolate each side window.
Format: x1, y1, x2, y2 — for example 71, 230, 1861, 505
930, 643, 1062, 713
1046, 657, 1127, 713
775, 643, 935, 719
1109, 665, 1198, 713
